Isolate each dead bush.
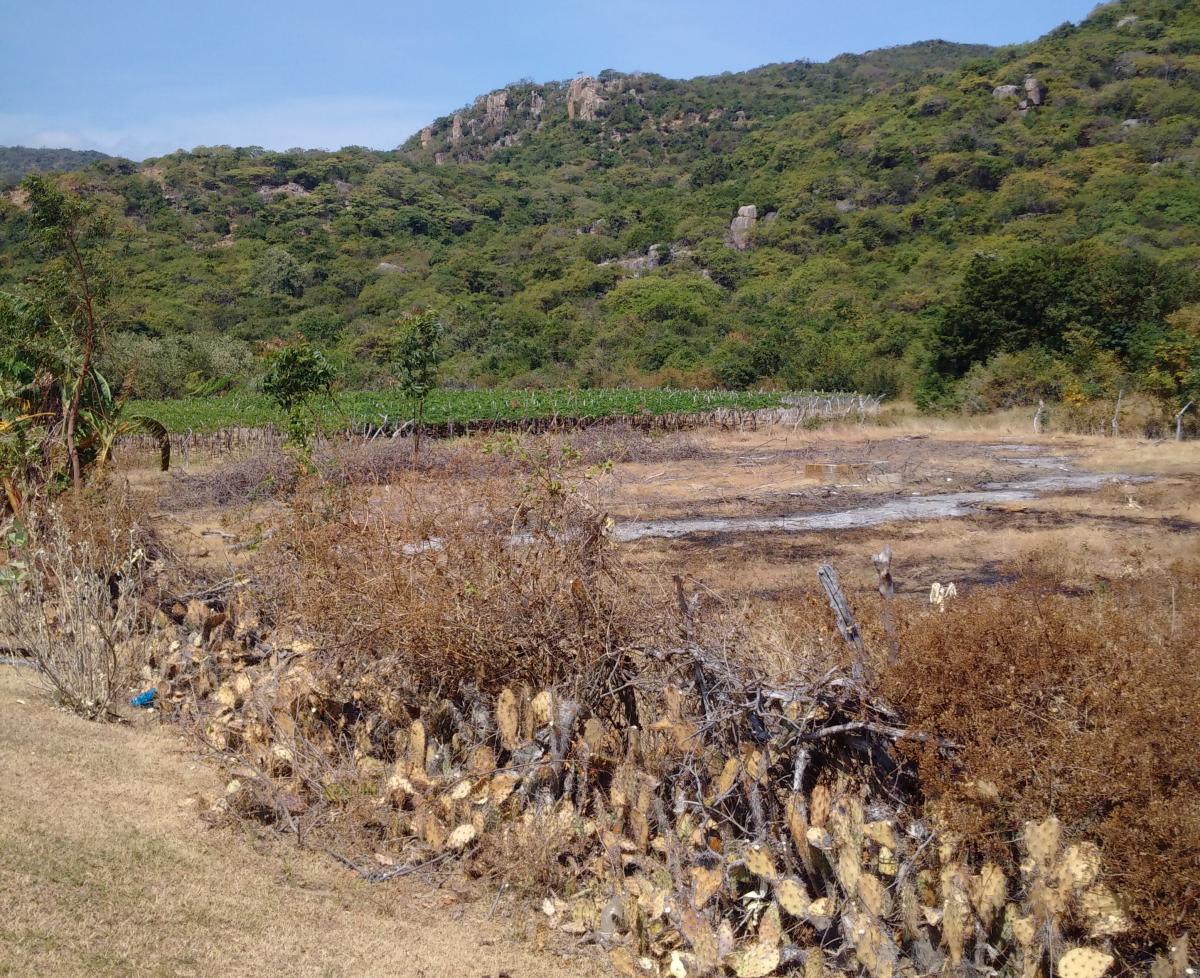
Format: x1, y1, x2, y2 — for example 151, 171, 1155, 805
0, 504, 154, 719
881, 572, 1200, 947
471, 809, 594, 895
554, 425, 708, 466
162, 449, 299, 509
255, 452, 660, 721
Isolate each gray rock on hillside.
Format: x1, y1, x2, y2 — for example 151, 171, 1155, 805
483, 91, 508, 128
567, 77, 605, 121
603, 244, 663, 275
729, 205, 758, 250
257, 182, 309, 201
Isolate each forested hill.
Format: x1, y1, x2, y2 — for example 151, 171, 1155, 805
0, 0, 1197, 416
0, 147, 114, 188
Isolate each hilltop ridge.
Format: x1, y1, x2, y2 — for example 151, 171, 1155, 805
0, 146, 114, 187
401, 41, 994, 164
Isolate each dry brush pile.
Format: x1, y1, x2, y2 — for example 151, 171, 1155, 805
129, 454, 1197, 978
0, 493, 176, 719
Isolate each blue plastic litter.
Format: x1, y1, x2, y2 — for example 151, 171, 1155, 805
131, 688, 157, 708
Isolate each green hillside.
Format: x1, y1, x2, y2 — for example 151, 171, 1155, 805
0, 146, 115, 188
0, 0, 1197, 417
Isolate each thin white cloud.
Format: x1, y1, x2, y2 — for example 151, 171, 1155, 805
0, 94, 442, 159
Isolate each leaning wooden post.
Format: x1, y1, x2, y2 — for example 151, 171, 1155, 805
673, 574, 710, 723
872, 545, 899, 663
1175, 401, 1194, 442
1033, 399, 1046, 435
817, 563, 868, 683
1111, 389, 1124, 438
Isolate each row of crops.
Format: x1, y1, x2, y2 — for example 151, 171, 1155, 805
129, 388, 795, 434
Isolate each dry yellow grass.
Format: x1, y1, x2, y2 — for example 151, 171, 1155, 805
0, 668, 603, 978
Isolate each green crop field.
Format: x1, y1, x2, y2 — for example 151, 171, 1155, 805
129, 388, 793, 434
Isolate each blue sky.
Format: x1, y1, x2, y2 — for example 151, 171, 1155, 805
2, 0, 1100, 159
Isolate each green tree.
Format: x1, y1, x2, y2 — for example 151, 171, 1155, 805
392, 312, 445, 460
262, 342, 335, 464
253, 247, 305, 298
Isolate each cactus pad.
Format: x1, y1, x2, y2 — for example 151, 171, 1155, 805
732, 942, 781, 978
530, 689, 554, 727
691, 864, 723, 909
746, 844, 777, 879
446, 823, 477, 849
971, 862, 1006, 927
1023, 815, 1061, 870
1057, 947, 1114, 978
496, 687, 519, 749
775, 876, 810, 916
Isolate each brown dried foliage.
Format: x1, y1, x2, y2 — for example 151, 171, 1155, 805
256, 457, 662, 719
162, 449, 300, 509
881, 571, 1200, 947
142, 437, 1196, 964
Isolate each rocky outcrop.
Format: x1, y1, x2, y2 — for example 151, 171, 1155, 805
995, 77, 1044, 113
567, 76, 605, 122
1117, 15, 1138, 27
529, 91, 545, 117
257, 182, 310, 201
420, 127, 433, 148
603, 244, 663, 275
728, 205, 758, 250
483, 91, 509, 128
450, 114, 464, 145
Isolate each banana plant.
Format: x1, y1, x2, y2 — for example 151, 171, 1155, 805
82, 400, 171, 474
0, 290, 169, 512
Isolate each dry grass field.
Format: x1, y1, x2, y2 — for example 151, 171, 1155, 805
4, 417, 1197, 977
0, 668, 603, 978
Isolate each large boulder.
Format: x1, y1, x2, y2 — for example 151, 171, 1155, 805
728, 205, 758, 250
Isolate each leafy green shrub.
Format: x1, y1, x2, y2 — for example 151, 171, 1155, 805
262, 342, 336, 458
